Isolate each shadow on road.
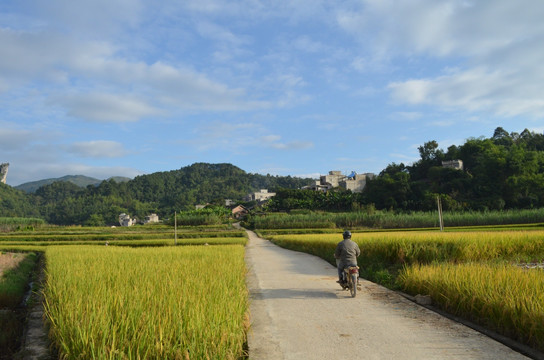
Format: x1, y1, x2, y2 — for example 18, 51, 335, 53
251, 288, 338, 300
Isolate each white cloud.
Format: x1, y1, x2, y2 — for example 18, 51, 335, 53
33, 0, 143, 38
337, 0, 544, 119
392, 111, 423, 121
68, 141, 128, 158
261, 135, 281, 143
0, 128, 36, 152
183, 120, 265, 153
389, 66, 544, 118
430, 120, 455, 127
292, 36, 325, 53
55, 93, 161, 123
337, 0, 544, 57
260, 135, 314, 150
0, 16, 271, 116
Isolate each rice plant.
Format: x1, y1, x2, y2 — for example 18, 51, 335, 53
398, 263, 544, 351
43, 245, 248, 359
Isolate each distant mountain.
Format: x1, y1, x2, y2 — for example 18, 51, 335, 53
15, 175, 131, 193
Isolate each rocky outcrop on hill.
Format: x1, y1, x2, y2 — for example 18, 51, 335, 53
0, 163, 8, 184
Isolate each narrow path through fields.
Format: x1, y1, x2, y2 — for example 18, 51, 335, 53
243, 229, 531, 360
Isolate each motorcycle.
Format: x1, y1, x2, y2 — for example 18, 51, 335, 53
339, 266, 360, 297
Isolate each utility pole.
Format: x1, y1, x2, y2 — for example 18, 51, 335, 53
437, 196, 444, 231
174, 211, 177, 245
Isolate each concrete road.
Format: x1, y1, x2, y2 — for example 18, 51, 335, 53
244, 229, 530, 360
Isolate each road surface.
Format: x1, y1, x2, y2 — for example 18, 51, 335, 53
244, 229, 531, 360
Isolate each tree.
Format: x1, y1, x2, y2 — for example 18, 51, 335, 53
492, 126, 513, 147
418, 140, 442, 162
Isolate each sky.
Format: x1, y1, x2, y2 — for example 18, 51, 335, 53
1, 0, 544, 186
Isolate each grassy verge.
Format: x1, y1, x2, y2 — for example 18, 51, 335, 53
0, 252, 38, 307
0, 252, 39, 358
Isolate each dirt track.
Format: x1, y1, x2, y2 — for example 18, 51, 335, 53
244, 229, 531, 360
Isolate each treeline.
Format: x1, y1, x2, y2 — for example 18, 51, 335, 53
2, 127, 544, 226
267, 127, 544, 212
0, 163, 311, 226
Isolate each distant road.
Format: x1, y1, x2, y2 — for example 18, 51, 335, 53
243, 229, 530, 360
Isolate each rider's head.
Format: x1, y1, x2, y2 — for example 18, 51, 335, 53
343, 230, 351, 239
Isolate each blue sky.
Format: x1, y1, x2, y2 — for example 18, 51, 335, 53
2, 1, 544, 186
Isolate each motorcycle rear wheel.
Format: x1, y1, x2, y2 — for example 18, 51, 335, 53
350, 273, 357, 297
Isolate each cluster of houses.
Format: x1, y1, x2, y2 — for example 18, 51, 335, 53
118, 163, 465, 225
303, 170, 375, 193
194, 170, 379, 219
227, 171, 376, 218
118, 213, 159, 227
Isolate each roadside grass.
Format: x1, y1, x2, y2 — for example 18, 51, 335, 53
0, 252, 38, 308
0, 252, 39, 358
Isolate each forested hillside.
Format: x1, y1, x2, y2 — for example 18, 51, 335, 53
0, 163, 311, 225
2, 128, 544, 225
268, 127, 544, 212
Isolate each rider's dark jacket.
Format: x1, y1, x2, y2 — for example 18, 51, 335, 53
334, 238, 361, 269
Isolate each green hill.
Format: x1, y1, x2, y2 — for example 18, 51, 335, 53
2, 163, 313, 225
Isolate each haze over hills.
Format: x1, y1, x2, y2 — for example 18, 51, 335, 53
15, 175, 132, 193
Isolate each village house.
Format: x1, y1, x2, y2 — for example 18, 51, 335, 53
143, 213, 159, 224
119, 213, 136, 227
231, 205, 249, 219
244, 189, 276, 203
442, 159, 464, 171
225, 199, 235, 206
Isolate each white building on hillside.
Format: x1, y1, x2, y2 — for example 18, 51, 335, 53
306, 170, 374, 193
245, 189, 276, 202
119, 213, 136, 226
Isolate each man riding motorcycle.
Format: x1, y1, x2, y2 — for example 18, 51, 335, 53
334, 230, 360, 285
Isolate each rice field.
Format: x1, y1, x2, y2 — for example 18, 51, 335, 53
43, 245, 249, 359
0, 223, 250, 358
399, 263, 544, 351
267, 230, 544, 265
